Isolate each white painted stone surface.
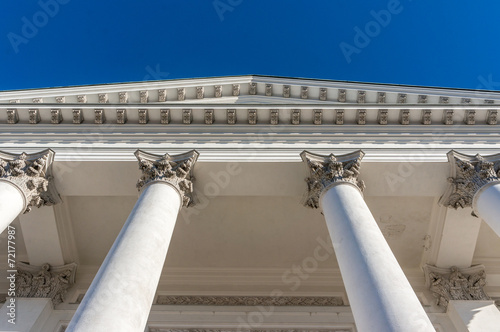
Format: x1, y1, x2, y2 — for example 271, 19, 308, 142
19, 206, 65, 266
321, 183, 435, 332
0, 180, 24, 234
435, 208, 481, 269
474, 182, 500, 237
66, 182, 181, 332
447, 300, 500, 332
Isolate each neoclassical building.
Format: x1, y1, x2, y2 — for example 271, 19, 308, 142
0, 75, 500, 332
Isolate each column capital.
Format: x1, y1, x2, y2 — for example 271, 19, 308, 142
135, 150, 199, 207
423, 264, 490, 309
300, 150, 365, 209
16, 262, 77, 306
0, 149, 60, 213
439, 150, 500, 210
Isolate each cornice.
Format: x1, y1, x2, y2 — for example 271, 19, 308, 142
1, 104, 498, 127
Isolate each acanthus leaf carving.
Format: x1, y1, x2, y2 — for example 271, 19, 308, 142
0, 149, 60, 213
439, 150, 500, 210
15, 262, 77, 306
155, 295, 344, 306
424, 265, 489, 308
135, 150, 198, 207
301, 150, 365, 209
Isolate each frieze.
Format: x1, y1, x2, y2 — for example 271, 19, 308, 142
439, 150, 500, 210
155, 295, 344, 306
301, 150, 365, 209
16, 262, 77, 306
135, 150, 198, 207
149, 329, 352, 332
0, 149, 59, 213
423, 264, 489, 308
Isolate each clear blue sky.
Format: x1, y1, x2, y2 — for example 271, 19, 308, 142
1, 0, 500, 91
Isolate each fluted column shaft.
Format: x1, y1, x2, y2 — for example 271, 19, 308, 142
67, 150, 198, 332
302, 150, 434, 332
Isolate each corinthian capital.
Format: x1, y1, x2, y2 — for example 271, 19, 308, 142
0, 149, 60, 213
16, 262, 77, 306
423, 264, 489, 308
135, 150, 199, 207
439, 150, 500, 210
301, 150, 365, 209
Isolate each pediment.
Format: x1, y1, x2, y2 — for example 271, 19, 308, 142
1, 75, 498, 106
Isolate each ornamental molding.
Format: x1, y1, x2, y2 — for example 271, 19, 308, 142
135, 150, 198, 207
1, 76, 499, 127
148, 329, 353, 332
15, 262, 77, 306
2, 104, 499, 126
155, 295, 344, 306
439, 150, 500, 210
423, 264, 489, 308
61, 329, 353, 332
0, 149, 60, 213
301, 150, 365, 209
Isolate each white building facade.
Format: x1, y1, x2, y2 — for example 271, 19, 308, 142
0, 75, 500, 331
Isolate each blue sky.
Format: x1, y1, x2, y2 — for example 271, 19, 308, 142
1, 0, 500, 91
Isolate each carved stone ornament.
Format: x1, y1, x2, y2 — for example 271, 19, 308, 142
301, 150, 365, 209
423, 264, 489, 308
148, 329, 353, 332
135, 150, 199, 207
155, 295, 344, 306
15, 262, 77, 306
439, 150, 500, 211
0, 149, 60, 213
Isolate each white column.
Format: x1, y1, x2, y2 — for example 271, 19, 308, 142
0, 181, 24, 232
440, 150, 500, 237
302, 150, 435, 332
67, 150, 198, 332
0, 149, 59, 234
474, 182, 500, 236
